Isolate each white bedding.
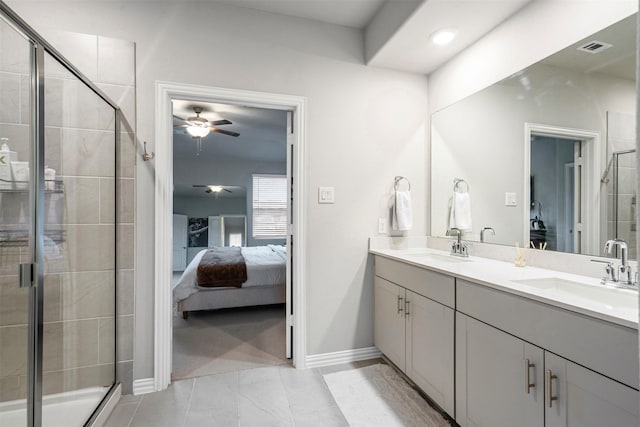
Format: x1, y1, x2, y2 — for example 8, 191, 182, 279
172, 245, 286, 304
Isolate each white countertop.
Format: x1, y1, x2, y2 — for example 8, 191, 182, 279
370, 247, 639, 329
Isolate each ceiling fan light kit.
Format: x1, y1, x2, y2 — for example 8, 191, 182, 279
174, 105, 240, 155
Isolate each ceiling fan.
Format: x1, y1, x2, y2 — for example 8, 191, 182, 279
174, 106, 240, 155
193, 184, 233, 194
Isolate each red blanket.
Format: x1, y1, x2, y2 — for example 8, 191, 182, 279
196, 247, 247, 288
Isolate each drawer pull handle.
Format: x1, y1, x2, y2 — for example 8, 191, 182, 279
405, 300, 410, 317
524, 359, 535, 394
397, 295, 403, 314
545, 369, 558, 408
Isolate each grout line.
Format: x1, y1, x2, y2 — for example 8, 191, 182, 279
181, 378, 197, 427
126, 395, 143, 427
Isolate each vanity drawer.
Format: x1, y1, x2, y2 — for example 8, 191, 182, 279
457, 279, 639, 389
375, 256, 455, 308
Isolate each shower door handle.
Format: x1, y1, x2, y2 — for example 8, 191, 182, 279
19, 263, 34, 288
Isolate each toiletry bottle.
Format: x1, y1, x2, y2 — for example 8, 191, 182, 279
44, 165, 56, 190
0, 137, 17, 189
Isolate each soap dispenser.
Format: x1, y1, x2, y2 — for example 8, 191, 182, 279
0, 137, 17, 189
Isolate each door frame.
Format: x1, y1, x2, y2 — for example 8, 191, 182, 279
524, 123, 601, 254
154, 81, 307, 391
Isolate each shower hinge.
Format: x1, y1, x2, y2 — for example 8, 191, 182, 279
19, 263, 34, 288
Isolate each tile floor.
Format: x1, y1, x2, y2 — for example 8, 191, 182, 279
105, 360, 380, 427
172, 305, 288, 380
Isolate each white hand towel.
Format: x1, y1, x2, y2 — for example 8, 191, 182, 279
449, 191, 472, 231
392, 190, 412, 231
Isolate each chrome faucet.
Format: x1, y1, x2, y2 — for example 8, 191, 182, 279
604, 239, 634, 286
480, 227, 495, 243
446, 227, 469, 257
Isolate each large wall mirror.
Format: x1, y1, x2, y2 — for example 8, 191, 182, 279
431, 12, 637, 259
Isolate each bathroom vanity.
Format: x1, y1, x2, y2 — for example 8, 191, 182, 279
370, 246, 639, 427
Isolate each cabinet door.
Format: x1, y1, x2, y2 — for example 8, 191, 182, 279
406, 291, 454, 415
374, 276, 405, 370
545, 352, 638, 427
456, 313, 544, 427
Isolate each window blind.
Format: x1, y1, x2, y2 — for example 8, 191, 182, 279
252, 174, 287, 239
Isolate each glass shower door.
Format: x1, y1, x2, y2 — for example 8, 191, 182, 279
40, 51, 116, 426
0, 15, 35, 427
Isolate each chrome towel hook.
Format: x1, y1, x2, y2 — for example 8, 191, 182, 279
453, 178, 469, 192
394, 176, 411, 191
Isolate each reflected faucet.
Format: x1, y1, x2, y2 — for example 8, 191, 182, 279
446, 227, 469, 257
480, 227, 495, 243
604, 239, 634, 285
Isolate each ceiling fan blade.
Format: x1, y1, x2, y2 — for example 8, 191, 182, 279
210, 119, 232, 126
173, 115, 188, 122
223, 188, 232, 193
173, 124, 189, 128
211, 128, 240, 137
192, 185, 208, 188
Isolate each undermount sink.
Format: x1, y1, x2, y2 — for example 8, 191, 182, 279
511, 277, 637, 310
408, 252, 473, 263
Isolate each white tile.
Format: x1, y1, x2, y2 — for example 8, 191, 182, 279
43, 30, 98, 81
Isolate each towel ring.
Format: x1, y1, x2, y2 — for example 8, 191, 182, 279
454, 178, 469, 192
394, 176, 411, 191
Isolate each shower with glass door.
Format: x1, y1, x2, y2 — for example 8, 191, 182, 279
607, 149, 637, 259
0, 3, 119, 426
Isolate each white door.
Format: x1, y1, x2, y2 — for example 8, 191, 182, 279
545, 352, 638, 427
456, 313, 544, 427
285, 110, 294, 359
172, 214, 188, 271
405, 291, 454, 415
374, 277, 406, 371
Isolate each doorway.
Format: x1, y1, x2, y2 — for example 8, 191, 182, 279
154, 83, 307, 392
524, 123, 601, 255
171, 100, 290, 379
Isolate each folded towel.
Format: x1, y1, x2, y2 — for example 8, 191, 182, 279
392, 190, 412, 231
449, 191, 472, 231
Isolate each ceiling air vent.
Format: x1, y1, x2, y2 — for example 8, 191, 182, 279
577, 40, 613, 54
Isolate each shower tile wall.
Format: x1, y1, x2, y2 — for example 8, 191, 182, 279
608, 153, 637, 260
0, 29, 136, 402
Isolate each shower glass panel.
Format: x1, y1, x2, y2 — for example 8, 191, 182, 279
0, 14, 34, 427
40, 52, 116, 426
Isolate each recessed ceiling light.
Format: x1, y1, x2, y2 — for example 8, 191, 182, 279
431, 29, 457, 46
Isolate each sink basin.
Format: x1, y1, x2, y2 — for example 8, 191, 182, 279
408, 252, 472, 263
511, 277, 637, 310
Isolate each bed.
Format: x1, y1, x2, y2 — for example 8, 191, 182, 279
173, 244, 286, 319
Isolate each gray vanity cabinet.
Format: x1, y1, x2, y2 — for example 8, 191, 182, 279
456, 313, 544, 427
545, 353, 638, 427
374, 257, 455, 415
374, 276, 406, 370
457, 279, 639, 427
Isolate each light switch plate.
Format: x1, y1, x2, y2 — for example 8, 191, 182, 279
318, 186, 335, 204
505, 192, 517, 207
378, 218, 387, 234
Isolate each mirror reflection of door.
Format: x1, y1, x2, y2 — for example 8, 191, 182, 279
530, 135, 582, 253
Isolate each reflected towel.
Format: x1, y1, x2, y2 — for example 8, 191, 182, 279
449, 191, 472, 231
392, 190, 412, 231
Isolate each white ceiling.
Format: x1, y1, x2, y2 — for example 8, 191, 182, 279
212, 0, 386, 29
541, 13, 636, 82
367, 0, 533, 74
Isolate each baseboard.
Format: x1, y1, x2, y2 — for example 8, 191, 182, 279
133, 378, 155, 395
305, 346, 382, 369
